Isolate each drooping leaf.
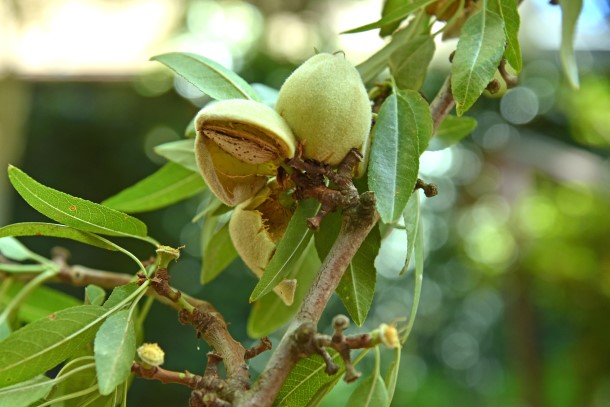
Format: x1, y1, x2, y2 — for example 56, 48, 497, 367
315, 213, 380, 326
451, 9, 506, 116
401, 191, 421, 275
0, 237, 37, 262
154, 139, 199, 173
427, 115, 478, 151
273, 351, 344, 407
103, 283, 139, 310
345, 373, 389, 407
151, 52, 260, 101
7, 166, 147, 238
85, 285, 107, 306
389, 34, 435, 91
250, 199, 319, 302
559, 0, 583, 88
201, 222, 238, 284
402, 213, 425, 343
488, 0, 522, 72
102, 163, 205, 213
368, 90, 431, 223
0, 282, 82, 323
342, 0, 435, 34
0, 305, 107, 388
94, 310, 136, 395
0, 375, 54, 407
247, 241, 319, 338
0, 223, 118, 252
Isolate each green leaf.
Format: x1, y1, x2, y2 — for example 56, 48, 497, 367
85, 285, 107, 306
402, 213, 424, 343
389, 34, 435, 91
51, 358, 98, 407
1, 282, 81, 323
451, 9, 506, 116
345, 374, 389, 407
185, 116, 197, 139
0, 305, 107, 388
384, 347, 401, 405
247, 241, 319, 338
153, 139, 199, 172
379, 0, 407, 37
342, 0, 435, 34
7, 166, 147, 238
0, 375, 53, 407
428, 115, 478, 151
102, 162, 205, 213
94, 310, 136, 395
368, 90, 431, 223
401, 192, 421, 275
488, 0, 522, 72
250, 199, 319, 302
274, 351, 344, 407
201, 222, 238, 284
559, 0, 583, 88
315, 213, 380, 326
0, 237, 37, 262
103, 283, 139, 310
0, 223, 119, 251
151, 52, 260, 101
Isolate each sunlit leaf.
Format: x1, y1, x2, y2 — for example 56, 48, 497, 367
389, 34, 435, 91
559, 0, 583, 88
0, 305, 107, 388
0, 375, 53, 407
7, 166, 147, 238
488, 0, 522, 72
401, 191, 421, 275
250, 199, 319, 302
427, 115, 478, 151
0, 223, 118, 252
451, 9, 506, 116
315, 213, 380, 326
152, 52, 260, 101
342, 0, 435, 34
201, 222, 237, 284
94, 310, 136, 395
368, 90, 431, 223
247, 241, 319, 338
153, 139, 199, 172
102, 162, 205, 213
85, 285, 107, 306
273, 351, 343, 407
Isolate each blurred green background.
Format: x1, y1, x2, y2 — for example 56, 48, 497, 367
1, 0, 610, 406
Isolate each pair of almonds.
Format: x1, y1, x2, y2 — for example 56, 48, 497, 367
195, 53, 371, 305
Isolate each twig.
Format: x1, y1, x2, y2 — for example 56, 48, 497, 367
429, 75, 455, 133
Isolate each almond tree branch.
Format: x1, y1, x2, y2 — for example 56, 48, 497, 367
429, 75, 455, 133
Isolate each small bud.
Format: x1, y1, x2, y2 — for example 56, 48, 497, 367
378, 323, 401, 349
137, 343, 165, 368
156, 245, 181, 268
332, 315, 350, 331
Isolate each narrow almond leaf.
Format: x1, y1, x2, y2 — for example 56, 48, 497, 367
389, 34, 435, 91
201, 222, 238, 284
102, 163, 205, 213
427, 115, 478, 151
247, 241, 319, 338
273, 351, 344, 407
153, 139, 199, 172
451, 9, 506, 116
151, 52, 260, 101
401, 191, 421, 275
103, 283, 139, 310
402, 214, 424, 343
379, 0, 407, 37
94, 310, 136, 395
185, 116, 197, 138
0, 223, 118, 251
1, 282, 81, 323
0, 237, 37, 262
0, 375, 53, 407
315, 213, 380, 326
559, 0, 583, 88
368, 90, 431, 224
0, 305, 107, 388
384, 347, 401, 405
85, 285, 107, 306
250, 199, 319, 302
345, 374, 389, 407
488, 0, 522, 72
342, 0, 435, 34
51, 358, 98, 407
7, 166, 147, 238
